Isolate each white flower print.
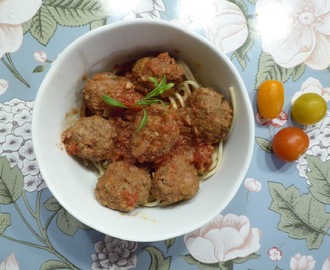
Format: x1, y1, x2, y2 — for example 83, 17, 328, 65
0, 98, 45, 192
23, 174, 42, 192
0, 103, 12, 113
11, 98, 32, 114
22, 159, 39, 176
0, 0, 41, 58
321, 114, 330, 131
34, 50, 48, 62
0, 122, 13, 143
322, 256, 330, 270
0, 110, 14, 124
91, 235, 138, 270
244, 178, 262, 192
290, 253, 315, 270
2, 134, 23, 152
0, 79, 8, 95
268, 246, 282, 261
256, 0, 330, 70
184, 214, 262, 263
305, 127, 321, 148
19, 140, 35, 160
319, 127, 330, 147
291, 77, 330, 104
205, 0, 248, 54
13, 108, 31, 126
2, 151, 23, 170
308, 145, 328, 161
0, 253, 19, 270
13, 121, 32, 140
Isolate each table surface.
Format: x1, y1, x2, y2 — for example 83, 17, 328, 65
1, 0, 330, 269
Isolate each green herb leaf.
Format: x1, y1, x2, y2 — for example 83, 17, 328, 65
137, 109, 148, 132
136, 98, 163, 106
102, 95, 128, 108
148, 76, 159, 87
144, 75, 174, 99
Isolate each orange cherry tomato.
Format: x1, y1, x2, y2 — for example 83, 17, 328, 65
257, 80, 284, 119
272, 127, 309, 162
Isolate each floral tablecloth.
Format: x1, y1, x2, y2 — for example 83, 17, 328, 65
1, 0, 330, 269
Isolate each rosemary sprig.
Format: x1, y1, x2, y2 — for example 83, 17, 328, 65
102, 75, 174, 131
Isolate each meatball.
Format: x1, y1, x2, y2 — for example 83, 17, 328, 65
83, 72, 143, 116
61, 115, 116, 161
95, 161, 151, 212
152, 156, 199, 205
131, 104, 180, 163
132, 52, 185, 94
186, 87, 233, 144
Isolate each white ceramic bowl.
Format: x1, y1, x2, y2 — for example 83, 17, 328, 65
32, 19, 254, 242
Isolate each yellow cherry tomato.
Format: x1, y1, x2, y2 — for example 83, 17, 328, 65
292, 93, 327, 125
257, 80, 284, 119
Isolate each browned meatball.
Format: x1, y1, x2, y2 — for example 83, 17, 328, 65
83, 72, 143, 116
132, 52, 185, 95
152, 156, 199, 205
95, 161, 151, 212
61, 115, 116, 161
131, 104, 180, 163
186, 87, 233, 144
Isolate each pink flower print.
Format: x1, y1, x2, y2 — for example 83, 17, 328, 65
256, 0, 330, 70
322, 256, 330, 270
205, 0, 248, 54
290, 253, 315, 270
33, 50, 48, 62
0, 253, 19, 270
255, 110, 288, 127
0, 79, 8, 95
268, 246, 282, 261
184, 214, 262, 263
0, 0, 41, 58
244, 178, 262, 192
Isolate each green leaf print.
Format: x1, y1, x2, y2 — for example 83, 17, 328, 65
181, 254, 219, 270
269, 182, 330, 249
0, 156, 24, 204
33, 65, 46, 73
44, 196, 89, 235
232, 253, 261, 263
255, 52, 306, 89
144, 246, 172, 270
40, 260, 70, 270
307, 156, 330, 204
25, 0, 111, 46
30, 5, 57, 46
56, 207, 90, 236
255, 137, 272, 153
90, 18, 108, 30
44, 197, 62, 211
44, 0, 110, 27
0, 211, 11, 234
165, 238, 175, 251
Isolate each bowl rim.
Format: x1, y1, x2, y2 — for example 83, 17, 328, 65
32, 18, 255, 242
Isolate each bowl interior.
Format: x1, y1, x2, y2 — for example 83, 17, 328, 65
32, 19, 254, 242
